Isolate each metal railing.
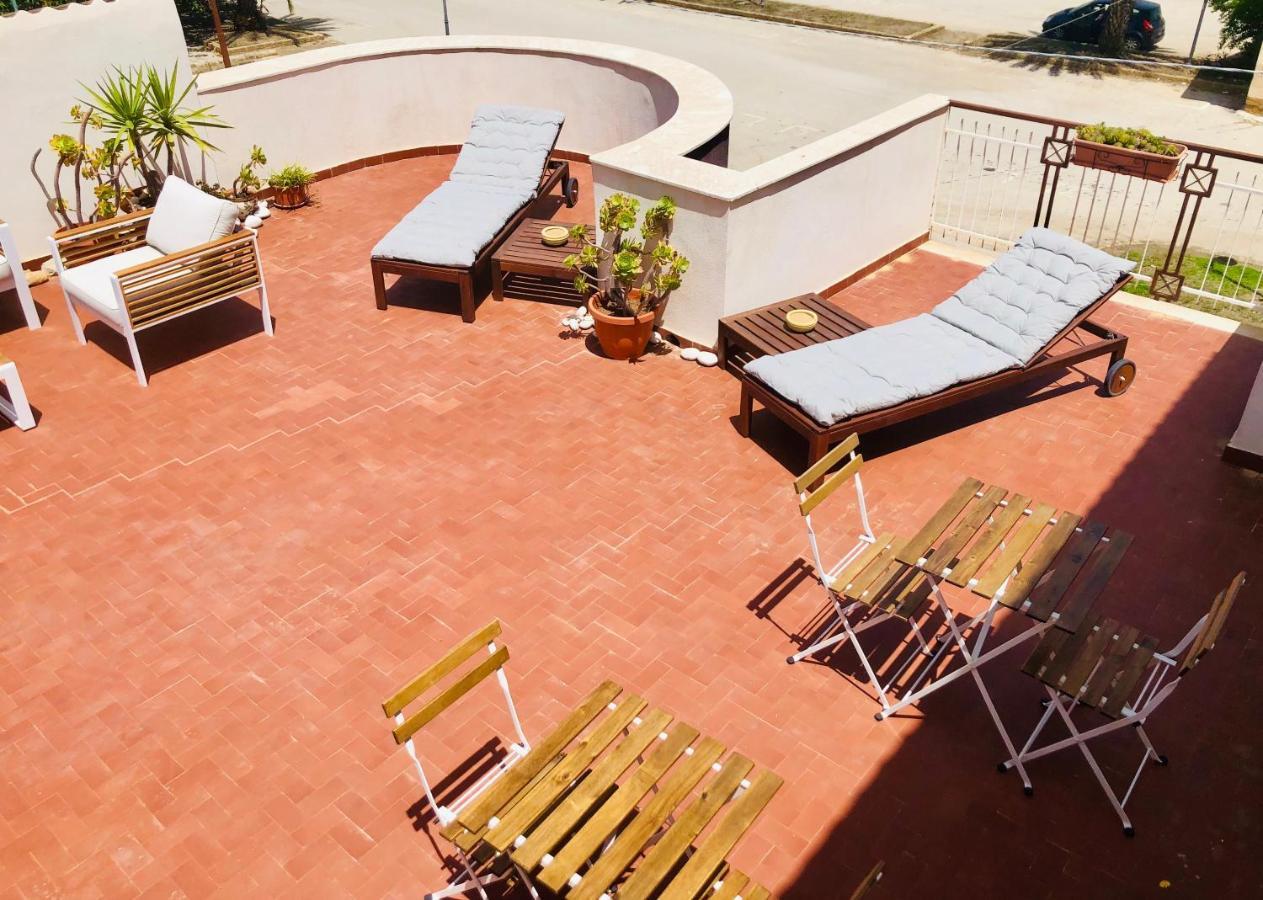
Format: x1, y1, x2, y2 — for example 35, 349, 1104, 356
932, 101, 1263, 312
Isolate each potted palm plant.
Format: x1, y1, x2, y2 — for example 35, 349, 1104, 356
268, 163, 315, 209
1073, 123, 1186, 183
564, 194, 689, 361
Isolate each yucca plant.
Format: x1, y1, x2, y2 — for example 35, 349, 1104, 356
564, 194, 689, 317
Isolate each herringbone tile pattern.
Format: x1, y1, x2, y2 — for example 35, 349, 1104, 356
0, 156, 1259, 898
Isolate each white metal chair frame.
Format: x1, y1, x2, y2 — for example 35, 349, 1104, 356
383, 621, 541, 900
0, 221, 41, 330
787, 435, 936, 714
0, 358, 36, 430
1001, 572, 1246, 836
48, 210, 271, 387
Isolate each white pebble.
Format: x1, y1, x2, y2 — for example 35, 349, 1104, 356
569, 321, 582, 333
244, 214, 263, 230
680, 347, 700, 361
649, 331, 664, 345
256, 200, 272, 219
696, 351, 718, 367
580, 316, 594, 329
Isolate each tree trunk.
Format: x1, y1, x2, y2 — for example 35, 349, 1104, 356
1100, 0, 1132, 54
232, 0, 269, 33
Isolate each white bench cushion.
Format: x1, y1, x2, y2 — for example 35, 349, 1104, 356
60, 246, 164, 321
372, 181, 534, 268
145, 176, 239, 256
0, 253, 11, 287
449, 104, 565, 196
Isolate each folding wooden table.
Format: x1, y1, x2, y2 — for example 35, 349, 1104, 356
839, 477, 1133, 790
440, 681, 782, 899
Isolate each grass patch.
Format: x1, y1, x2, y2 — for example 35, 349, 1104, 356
647, 0, 938, 39
1121, 248, 1263, 327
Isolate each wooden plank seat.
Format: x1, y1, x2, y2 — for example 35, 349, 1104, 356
383, 621, 782, 899
1001, 573, 1247, 835
722, 271, 1133, 469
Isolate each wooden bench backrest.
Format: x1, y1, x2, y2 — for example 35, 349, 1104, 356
383, 620, 509, 744
1180, 572, 1246, 675
795, 433, 862, 517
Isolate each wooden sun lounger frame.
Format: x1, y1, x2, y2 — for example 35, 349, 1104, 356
371, 156, 577, 323
736, 274, 1134, 466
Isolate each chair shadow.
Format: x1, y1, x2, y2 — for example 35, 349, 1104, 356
0, 291, 48, 333
82, 296, 270, 379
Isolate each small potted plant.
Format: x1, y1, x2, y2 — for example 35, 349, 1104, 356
564, 194, 689, 361
1073, 123, 1186, 183
268, 163, 315, 209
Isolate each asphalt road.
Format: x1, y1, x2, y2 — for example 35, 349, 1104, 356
816, 0, 1223, 56
290, 0, 1259, 167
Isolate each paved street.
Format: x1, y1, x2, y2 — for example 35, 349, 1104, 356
290, 0, 1258, 167
818, 0, 1223, 54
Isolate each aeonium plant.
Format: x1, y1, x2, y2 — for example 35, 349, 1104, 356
564, 193, 689, 317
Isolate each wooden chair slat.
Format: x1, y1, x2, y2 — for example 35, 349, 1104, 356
973, 502, 1058, 600
923, 485, 1009, 573
657, 770, 784, 900
1080, 623, 1141, 704
798, 454, 863, 517
848, 556, 906, 606
393, 646, 510, 744
1025, 613, 1100, 682
896, 478, 984, 566
1055, 618, 1121, 698
833, 533, 895, 593
615, 754, 756, 900
383, 620, 502, 716
510, 706, 673, 870
849, 861, 885, 900
843, 540, 903, 601
711, 871, 752, 900
1193, 571, 1246, 666
483, 695, 649, 852
997, 511, 1083, 608
1053, 531, 1133, 633
1101, 635, 1160, 718
744, 884, 773, 900
455, 680, 623, 834
794, 433, 859, 494
536, 723, 703, 891
944, 493, 1031, 586
565, 737, 727, 900
1023, 521, 1108, 622
885, 571, 933, 621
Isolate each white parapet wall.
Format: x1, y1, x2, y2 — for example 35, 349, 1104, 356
0, 0, 194, 256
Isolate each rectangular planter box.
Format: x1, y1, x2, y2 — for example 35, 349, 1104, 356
1072, 138, 1186, 183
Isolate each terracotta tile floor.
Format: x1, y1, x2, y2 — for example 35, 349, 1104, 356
1, 156, 1261, 899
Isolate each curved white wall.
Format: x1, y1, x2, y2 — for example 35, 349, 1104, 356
197, 37, 732, 178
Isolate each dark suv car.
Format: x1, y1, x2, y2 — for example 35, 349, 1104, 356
1043, 1, 1166, 51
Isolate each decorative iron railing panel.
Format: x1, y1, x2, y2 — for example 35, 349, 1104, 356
932, 102, 1263, 312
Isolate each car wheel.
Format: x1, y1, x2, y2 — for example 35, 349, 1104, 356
1123, 35, 1143, 54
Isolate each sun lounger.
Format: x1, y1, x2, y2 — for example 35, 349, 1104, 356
370, 104, 579, 322
738, 229, 1137, 464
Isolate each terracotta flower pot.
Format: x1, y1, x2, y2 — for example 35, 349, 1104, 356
588, 295, 655, 361
1072, 139, 1186, 183
272, 185, 310, 210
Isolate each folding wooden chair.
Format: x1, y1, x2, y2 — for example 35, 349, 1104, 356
1001, 572, 1246, 835
786, 434, 937, 716
381, 620, 539, 899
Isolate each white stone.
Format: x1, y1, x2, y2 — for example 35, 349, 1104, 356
244, 214, 264, 230
696, 351, 718, 367
580, 316, 594, 329
680, 347, 700, 361
569, 321, 582, 333
649, 331, 664, 345
256, 199, 272, 219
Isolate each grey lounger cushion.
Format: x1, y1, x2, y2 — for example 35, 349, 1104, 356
372, 104, 565, 268
745, 228, 1133, 426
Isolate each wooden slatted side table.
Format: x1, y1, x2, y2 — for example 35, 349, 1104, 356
442, 680, 782, 899
717, 292, 871, 377
490, 217, 595, 305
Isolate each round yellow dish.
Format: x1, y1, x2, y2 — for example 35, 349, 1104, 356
540, 225, 570, 247
784, 308, 818, 333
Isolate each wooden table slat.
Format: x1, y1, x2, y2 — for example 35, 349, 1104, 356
944, 493, 1031, 586
1053, 531, 1133, 632
995, 511, 1084, 608
711, 871, 752, 900
923, 485, 1009, 574
565, 737, 727, 900
973, 501, 1058, 600
1022, 521, 1108, 622
896, 478, 985, 566
451, 680, 622, 837
615, 755, 756, 900
483, 695, 649, 852
536, 723, 703, 891
657, 770, 785, 900
512, 707, 674, 870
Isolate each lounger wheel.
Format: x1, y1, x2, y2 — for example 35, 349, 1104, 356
1105, 358, 1136, 397
564, 177, 580, 208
